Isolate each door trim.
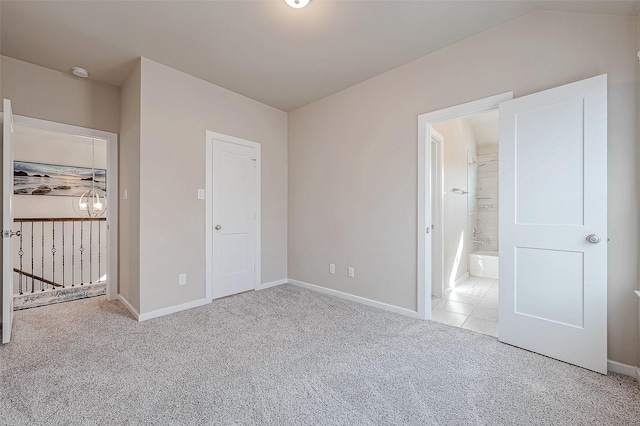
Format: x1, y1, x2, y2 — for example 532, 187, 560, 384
205, 130, 261, 301
0, 113, 119, 301
416, 92, 512, 320
430, 129, 444, 298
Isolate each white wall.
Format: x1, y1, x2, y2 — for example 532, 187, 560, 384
432, 119, 476, 288
288, 11, 639, 366
1, 56, 120, 133
136, 58, 288, 315
119, 59, 141, 312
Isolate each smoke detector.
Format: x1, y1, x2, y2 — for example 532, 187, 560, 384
72, 67, 89, 78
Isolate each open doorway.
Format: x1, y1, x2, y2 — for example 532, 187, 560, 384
10, 120, 117, 311
418, 76, 607, 373
416, 91, 512, 331
429, 110, 499, 337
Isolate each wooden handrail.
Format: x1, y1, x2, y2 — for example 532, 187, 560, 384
13, 217, 106, 223
13, 268, 62, 287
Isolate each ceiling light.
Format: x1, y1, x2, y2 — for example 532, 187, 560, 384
285, 0, 310, 8
72, 67, 89, 78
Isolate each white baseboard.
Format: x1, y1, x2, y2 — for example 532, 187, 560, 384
607, 359, 638, 379
288, 279, 420, 319
138, 298, 211, 322
455, 272, 470, 286
118, 294, 140, 320
636, 367, 640, 383
256, 278, 287, 291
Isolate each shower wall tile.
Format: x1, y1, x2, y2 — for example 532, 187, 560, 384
472, 151, 498, 251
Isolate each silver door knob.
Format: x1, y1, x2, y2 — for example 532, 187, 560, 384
215, 225, 222, 230
586, 234, 600, 244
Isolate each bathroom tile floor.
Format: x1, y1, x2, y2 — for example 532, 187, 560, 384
431, 276, 499, 337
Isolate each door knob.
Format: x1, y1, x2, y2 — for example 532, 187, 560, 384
586, 234, 600, 244
215, 225, 222, 230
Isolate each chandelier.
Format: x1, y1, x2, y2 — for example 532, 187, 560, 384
73, 139, 106, 218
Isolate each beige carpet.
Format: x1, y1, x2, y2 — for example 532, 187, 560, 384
1, 284, 639, 425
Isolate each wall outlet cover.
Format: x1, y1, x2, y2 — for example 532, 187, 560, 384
329, 264, 336, 274
179, 273, 187, 286
348, 267, 355, 278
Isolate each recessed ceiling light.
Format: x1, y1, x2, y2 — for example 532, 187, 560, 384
72, 67, 89, 78
285, 0, 310, 8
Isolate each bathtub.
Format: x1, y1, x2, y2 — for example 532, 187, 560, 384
470, 250, 499, 279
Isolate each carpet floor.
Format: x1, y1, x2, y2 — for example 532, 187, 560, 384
1, 284, 639, 425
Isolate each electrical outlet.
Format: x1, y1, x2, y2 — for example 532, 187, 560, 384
329, 264, 336, 274
348, 267, 355, 278
178, 273, 187, 286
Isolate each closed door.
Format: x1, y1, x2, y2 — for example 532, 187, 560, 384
499, 75, 607, 373
3, 99, 15, 344
212, 139, 258, 299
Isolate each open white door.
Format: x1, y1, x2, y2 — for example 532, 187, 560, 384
499, 75, 607, 373
2, 99, 15, 344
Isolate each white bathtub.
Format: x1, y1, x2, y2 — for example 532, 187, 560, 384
470, 250, 499, 279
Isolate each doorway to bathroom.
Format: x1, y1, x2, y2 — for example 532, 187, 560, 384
418, 75, 608, 374
429, 110, 500, 337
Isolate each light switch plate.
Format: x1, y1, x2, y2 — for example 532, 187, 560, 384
329, 264, 335, 274
197, 189, 205, 200
124, 189, 128, 200
179, 273, 187, 286
348, 267, 355, 278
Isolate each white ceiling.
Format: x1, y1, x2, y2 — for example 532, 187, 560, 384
2, 1, 639, 111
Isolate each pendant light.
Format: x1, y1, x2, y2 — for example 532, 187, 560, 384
73, 139, 106, 218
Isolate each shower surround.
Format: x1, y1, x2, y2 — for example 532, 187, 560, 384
472, 151, 498, 252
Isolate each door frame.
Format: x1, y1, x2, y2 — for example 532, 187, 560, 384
429, 129, 444, 298
205, 130, 261, 301
0, 113, 119, 300
417, 92, 512, 320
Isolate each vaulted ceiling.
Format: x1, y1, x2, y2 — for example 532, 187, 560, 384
2, 1, 639, 111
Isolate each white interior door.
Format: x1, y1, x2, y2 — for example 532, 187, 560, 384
2, 99, 15, 344
499, 75, 607, 373
212, 139, 258, 299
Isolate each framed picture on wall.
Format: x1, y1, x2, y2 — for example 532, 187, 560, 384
13, 161, 106, 197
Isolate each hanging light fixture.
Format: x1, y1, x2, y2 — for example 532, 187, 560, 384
285, 0, 310, 8
73, 139, 106, 218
